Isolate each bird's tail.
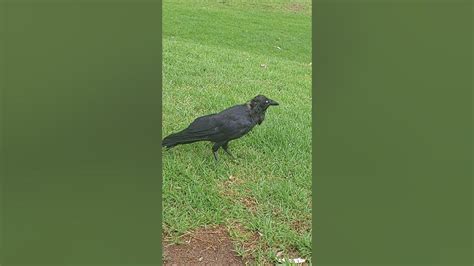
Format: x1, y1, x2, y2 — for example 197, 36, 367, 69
162, 129, 207, 149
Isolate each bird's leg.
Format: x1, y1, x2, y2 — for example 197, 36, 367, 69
222, 142, 235, 159
212, 143, 221, 161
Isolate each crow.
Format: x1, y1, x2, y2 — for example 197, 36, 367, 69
162, 95, 279, 161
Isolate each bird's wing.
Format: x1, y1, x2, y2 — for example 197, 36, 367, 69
183, 105, 253, 142
183, 114, 222, 137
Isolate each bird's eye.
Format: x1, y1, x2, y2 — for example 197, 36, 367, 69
265, 100, 269, 103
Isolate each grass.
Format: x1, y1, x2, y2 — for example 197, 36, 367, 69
162, 0, 312, 263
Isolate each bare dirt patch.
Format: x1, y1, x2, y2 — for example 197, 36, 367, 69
163, 225, 244, 265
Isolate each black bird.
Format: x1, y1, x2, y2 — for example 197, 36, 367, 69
162, 95, 279, 161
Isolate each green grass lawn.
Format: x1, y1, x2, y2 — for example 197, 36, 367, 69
162, 0, 312, 263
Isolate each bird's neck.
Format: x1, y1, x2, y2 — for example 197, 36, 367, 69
247, 104, 266, 125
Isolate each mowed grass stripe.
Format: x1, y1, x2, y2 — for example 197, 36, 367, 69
163, 1, 311, 63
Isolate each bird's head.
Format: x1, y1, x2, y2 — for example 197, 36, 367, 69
249, 95, 279, 112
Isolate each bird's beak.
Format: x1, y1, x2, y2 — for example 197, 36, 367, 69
270, 100, 279, 106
